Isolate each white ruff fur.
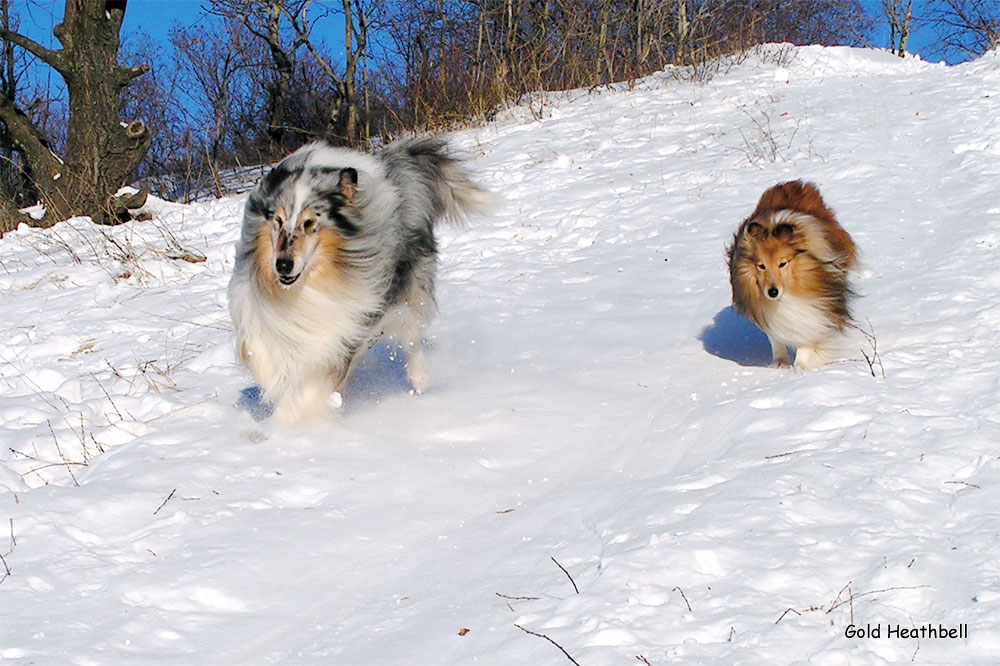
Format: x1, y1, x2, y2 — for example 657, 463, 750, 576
761, 294, 844, 369
229, 270, 383, 423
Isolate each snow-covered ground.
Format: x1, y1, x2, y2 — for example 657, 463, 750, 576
2, 45, 998, 665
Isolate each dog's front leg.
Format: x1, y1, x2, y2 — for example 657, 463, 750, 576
274, 375, 335, 423
792, 345, 830, 371
768, 336, 791, 368
325, 358, 356, 411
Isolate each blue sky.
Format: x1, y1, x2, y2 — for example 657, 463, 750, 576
122, 0, 208, 41
859, 0, 968, 65
17, 0, 205, 47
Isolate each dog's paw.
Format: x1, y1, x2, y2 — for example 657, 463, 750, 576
792, 347, 827, 371
405, 361, 429, 394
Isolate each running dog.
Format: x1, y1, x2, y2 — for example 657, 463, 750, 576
228, 137, 493, 422
727, 180, 858, 369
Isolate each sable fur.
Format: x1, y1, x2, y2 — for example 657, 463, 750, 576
228, 137, 493, 422
727, 180, 857, 369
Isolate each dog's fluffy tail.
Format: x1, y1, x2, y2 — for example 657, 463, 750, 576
384, 136, 497, 224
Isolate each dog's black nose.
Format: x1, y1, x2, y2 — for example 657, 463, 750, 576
275, 258, 293, 275
767, 286, 779, 298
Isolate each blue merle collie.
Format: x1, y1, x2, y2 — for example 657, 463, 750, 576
228, 137, 493, 423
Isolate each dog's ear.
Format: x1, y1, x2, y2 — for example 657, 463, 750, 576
745, 221, 765, 239
338, 168, 358, 200
772, 223, 794, 239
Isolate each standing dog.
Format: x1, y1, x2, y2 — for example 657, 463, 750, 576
228, 137, 492, 422
727, 180, 858, 369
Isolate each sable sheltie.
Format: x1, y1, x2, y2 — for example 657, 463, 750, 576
228, 137, 493, 423
727, 180, 858, 369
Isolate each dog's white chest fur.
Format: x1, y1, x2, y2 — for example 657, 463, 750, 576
761, 294, 847, 369
764, 294, 837, 347
228, 270, 379, 420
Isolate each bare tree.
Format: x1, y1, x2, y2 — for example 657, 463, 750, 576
208, 0, 377, 149
277, 0, 375, 147
884, 0, 914, 56
0, 0, 151, 233
383, 1, 868, 134
929, 0, 1000, 56
207, 0, 301, 155
171, 20, 262, 164
117, 31, 199, 200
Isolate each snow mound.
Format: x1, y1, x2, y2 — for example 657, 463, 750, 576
1, 45, 998, 665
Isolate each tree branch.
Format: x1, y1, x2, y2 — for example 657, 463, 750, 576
277, 3, 345, 89
115, 63, 150, 90
0, 96, 59, 177
0, 28, 64, 72
0, 97, 60, 228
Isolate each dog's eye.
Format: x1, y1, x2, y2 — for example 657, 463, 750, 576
272, 214, 284, 229
302, 218, 317, 234
778, 261, 788, 268
757, 262, 766, 270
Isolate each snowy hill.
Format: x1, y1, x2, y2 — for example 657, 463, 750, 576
2, 45, 999, 664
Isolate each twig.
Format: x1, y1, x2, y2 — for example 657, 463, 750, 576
764, 450, 805, 460
496, 592, 537, 611
859, 348, 878, 378
672, 586, 692, 612
8, 447, 39, 461
826, 585, 929, 614
153, 489, 177, 516
495, 592, 540, 601
827, 581, 852, 614
514, 624, 581, 666
636, 656, 652, 665
0, 552, 10, 584
23, 462, 88, 479
89, 372, 123, 421
850, 319, 885, 379
775, 607, 801, 624
551, 556, 579, 594
46, 419, 80, 487
9, 518, 15, 550
164, 248, 207, 263
944, 481, 981, 489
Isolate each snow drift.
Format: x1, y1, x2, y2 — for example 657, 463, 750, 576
1, 45, 998, 665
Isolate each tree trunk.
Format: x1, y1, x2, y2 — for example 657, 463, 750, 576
0, 0, 16, 201
0, 0, 150, 230
263, 1, 292, 152
360, 7, 371, 148
883, 0, 913, 57
342, 0, 358, 145
676, 0, 689, 64
897, 1, 913, 57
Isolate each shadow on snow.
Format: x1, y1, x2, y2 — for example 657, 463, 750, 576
699, 306, 773, 367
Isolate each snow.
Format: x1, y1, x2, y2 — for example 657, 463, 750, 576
2, 45, 999, 665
